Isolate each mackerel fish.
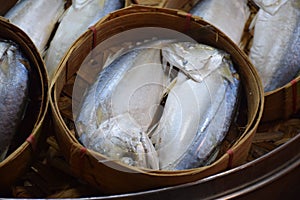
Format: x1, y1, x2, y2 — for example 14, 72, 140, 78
249, 0, 300, 92
0, 40, 29, 161
5, 0, 65, 54
151, 42, 240, 170
45, 0, 123, 80
76, 41, 172, 169
190, 0, 250, 45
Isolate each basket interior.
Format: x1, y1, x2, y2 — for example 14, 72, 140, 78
53, 7, 262, 172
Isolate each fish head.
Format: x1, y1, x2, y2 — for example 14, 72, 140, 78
162, 42, 230, 82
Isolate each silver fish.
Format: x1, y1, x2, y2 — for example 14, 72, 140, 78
249, 0, 300, 92
151, 42, 239, 170
76, 41, 172, 169
0, 40, 29, 161
190, 0, 250, 45
252, 0, 289, 15
5, 0, 65, 54
82, 113, 159, 169
45, 0, 123, 80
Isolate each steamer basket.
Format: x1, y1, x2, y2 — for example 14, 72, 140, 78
0, 18, 49, 194
50, 6, 264, 194
241, 2, 300, 122
125, 0, 201, 12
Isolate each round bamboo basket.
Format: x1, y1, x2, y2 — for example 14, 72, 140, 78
0, 18, 49, 195
50, 5, 264, 194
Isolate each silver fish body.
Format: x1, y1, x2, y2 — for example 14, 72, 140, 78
151, 42, 239, 170
190, 0, 250, 45
76, 42, 171, 169
0, 40, 29, 161
45, 0, 123, 80
5, 0, 65, 54
249, 0, 300, 92
252, 0, 289, 15
174, 67, 239, 170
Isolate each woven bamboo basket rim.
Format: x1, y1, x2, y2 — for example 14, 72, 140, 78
0, 17, 49, 192
50, 5, 264, 193
262, 64, 300, 122
265, 75, 300, 95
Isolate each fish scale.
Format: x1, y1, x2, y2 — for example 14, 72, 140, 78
152, 42, 239, 170
175, 67, 240, 170
76, 41, 171, 169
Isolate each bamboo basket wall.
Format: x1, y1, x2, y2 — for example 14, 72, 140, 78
50, 6, 264, 194
0, 18, 49, 195
125, 0, 201, 12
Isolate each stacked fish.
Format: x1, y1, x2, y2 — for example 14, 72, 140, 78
249, 0, 300, 92
75, 41, 240, 171
191, 0, 300, 93
4, 0, 124, 80
0, 40, 29, 161
0, 0, 123, 161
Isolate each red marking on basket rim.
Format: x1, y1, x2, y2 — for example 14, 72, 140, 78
89, 26, 97, 49
226, 149, 234, 169
291, 79, 298, 114
80, 147, 87, 158
26, 134, 36, 151
184, 13, 192, 32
